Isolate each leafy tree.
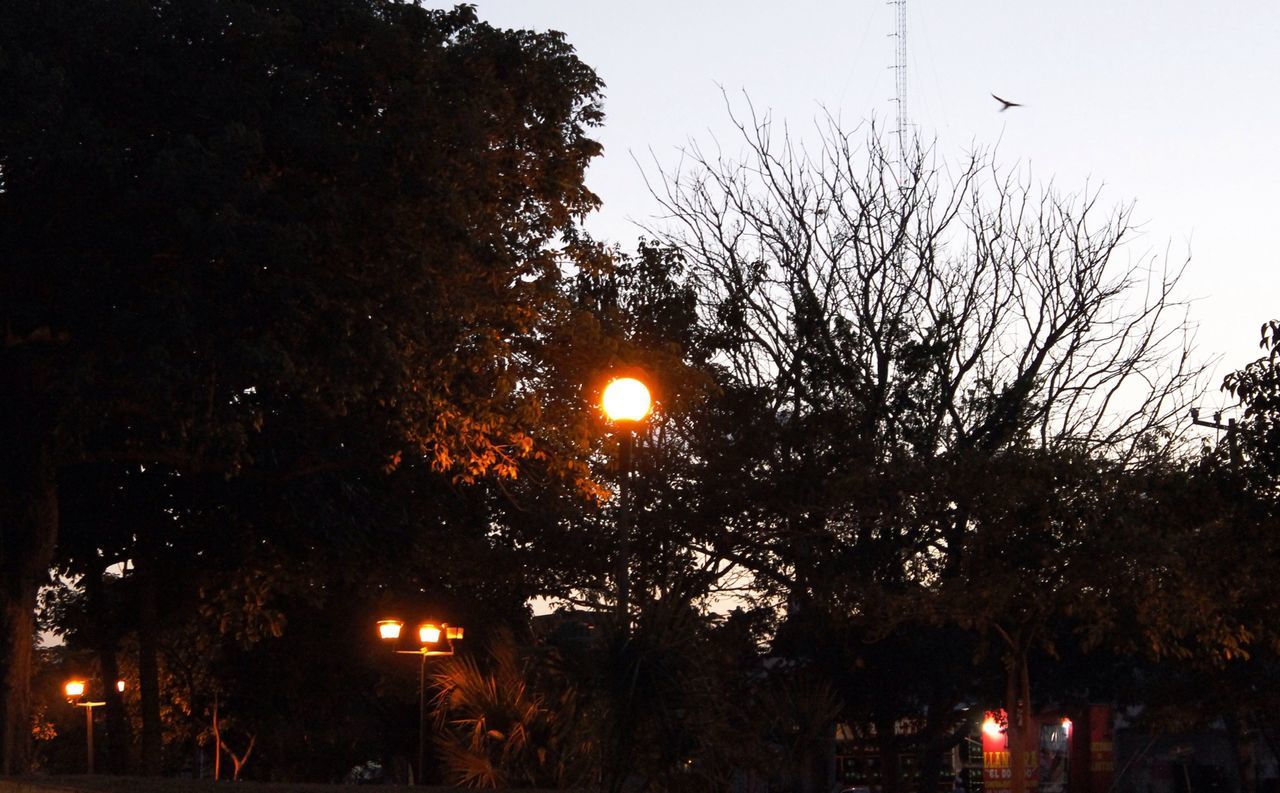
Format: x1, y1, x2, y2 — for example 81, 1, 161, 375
1225, 320, 1280, 487
1131, 320, 1280, 792
40, 440, 586, 779
507, 240, 719, 615
0, 0, 606, 771
441, 242, 758, 791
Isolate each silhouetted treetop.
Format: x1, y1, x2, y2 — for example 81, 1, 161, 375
0, 0, 605, 771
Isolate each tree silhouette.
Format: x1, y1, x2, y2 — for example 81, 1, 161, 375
642, 101, 1206, 793
0, 0, 605, 771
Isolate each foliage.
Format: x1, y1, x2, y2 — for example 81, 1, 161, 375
637, 102, 1210, 793
1, 0, 605, 479
431, 629, 592, 789
1224, 320, 1280, 488
12, 3, 1280, 787
1, 0, 609, 772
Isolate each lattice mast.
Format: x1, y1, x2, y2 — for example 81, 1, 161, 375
888, 0, 909, 172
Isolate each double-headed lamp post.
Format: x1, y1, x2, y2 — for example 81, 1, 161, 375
64, 678, 124, 774
376, 618, 464, 785
601, 376, 652, 631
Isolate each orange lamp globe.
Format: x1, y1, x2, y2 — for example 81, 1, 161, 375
64, 680, 86, 699
602, 377, 651, 423
377, 619, 404, 641
419, 623, 441, 645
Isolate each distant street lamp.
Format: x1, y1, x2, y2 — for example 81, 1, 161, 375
64, 678, 121, 774
376, 618, 464, 785
601, 376, 652, 630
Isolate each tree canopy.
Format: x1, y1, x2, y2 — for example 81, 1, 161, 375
7, 3, 1280, 788
0, 0, 606, 772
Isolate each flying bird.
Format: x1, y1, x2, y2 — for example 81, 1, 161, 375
992, 94, 1022, 112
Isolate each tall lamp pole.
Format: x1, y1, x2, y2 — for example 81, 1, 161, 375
377, 618, 464, 785
601, 376, 652, 631
64, 679, 121, 774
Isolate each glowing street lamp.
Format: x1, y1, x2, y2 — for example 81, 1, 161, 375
64, 678, 119, 774
376, 617, 464, 785
601, 375, 651, 631
378, 619, 404, 640
602, 377, 652, 423
418, 623, 441, 645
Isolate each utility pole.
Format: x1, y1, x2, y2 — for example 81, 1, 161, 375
1190, 408, 1241, 469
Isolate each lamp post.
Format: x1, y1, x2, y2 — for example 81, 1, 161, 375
376, 618, 464, 785
601, 376, 652, 631
64, 679, 121, 774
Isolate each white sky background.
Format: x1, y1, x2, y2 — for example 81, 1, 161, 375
450, 0, 1279, 410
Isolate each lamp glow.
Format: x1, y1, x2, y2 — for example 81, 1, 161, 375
64, 680, 85, 699
982, 716, 1002, 738
116, 680, 126, 693
374, 616, 465, 783
602, 377, 651, 423
418, 623, 441, 645
378, 619, 404, 640
1061, 717, 1072, 735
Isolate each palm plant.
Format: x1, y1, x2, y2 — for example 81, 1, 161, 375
431, 629, 593, 788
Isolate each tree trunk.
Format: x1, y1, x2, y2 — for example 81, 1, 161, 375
1226, 715, 1256, 793
219, 731, 255, 782
0, 349, 59, 775
85, 564, 132, 774
0, 574, 46, 776
212, 697, 222, 781
877, 717, 902, 793
137, 563, 163, 775
1004, 643, 1033, 793
918, 705, 966, 793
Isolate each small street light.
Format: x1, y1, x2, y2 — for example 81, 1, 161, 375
601, 375, 652, 631
376, 617, 464, 785
64, 678, 120, 774
378, 619, 404, 640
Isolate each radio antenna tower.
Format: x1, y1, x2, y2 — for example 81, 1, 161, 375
888, 0, 909, 172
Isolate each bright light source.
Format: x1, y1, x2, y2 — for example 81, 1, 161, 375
1061, 717, 1072, 735
377, 619, 403, 640
64, 680, 85, 699
445, 625, 464, 641
419, 623, 441, 645
602, 377, 651, 423
982, 716, 1003, 738
116, 680, 126, 693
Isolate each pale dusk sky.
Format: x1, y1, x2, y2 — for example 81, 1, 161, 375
446, 1, 1280, 410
